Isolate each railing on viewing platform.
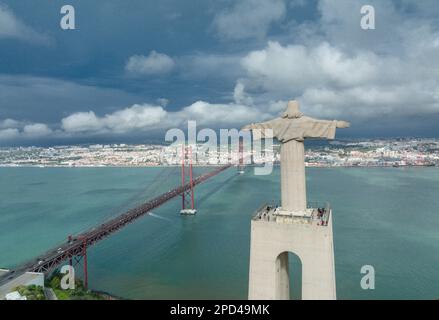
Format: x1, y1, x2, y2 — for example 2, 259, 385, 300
252, 201, 332, 226
308, 201, 331, 226
252, 203, 269, 220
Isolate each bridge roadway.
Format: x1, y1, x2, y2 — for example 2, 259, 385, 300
0, 164, 232, 286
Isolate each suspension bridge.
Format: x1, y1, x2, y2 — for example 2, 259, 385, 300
0, 144, 246, 290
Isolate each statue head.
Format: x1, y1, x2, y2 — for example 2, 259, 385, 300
282, 100, 303, 119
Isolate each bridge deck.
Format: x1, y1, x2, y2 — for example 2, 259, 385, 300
0, 165, 231, 286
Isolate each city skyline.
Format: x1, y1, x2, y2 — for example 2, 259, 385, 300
1, 138, 437, 168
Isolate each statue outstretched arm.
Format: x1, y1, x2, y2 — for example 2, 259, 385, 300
308, 118, 350, 129
241, 119, 279, 131
303, 117, 350, 140
336, 120, 350, 128
242, 119, 280, 140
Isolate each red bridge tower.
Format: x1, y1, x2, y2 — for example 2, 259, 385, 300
180, 145, 197, 215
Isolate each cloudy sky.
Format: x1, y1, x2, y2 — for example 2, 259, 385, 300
1, 0, 439, 145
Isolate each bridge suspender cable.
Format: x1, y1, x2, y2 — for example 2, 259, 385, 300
0, 164, 232, 286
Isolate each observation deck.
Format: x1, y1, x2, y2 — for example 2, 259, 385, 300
252, 201, 331, 227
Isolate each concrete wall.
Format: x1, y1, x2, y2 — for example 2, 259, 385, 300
0, 269, 9, 276
248, 215, 336, 300
0, 271, 45, 300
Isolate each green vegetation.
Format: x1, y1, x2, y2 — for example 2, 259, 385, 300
46, 271, 105, 300
15, 284, 46, 300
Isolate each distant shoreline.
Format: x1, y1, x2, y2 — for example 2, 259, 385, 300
0, 164, 436, 168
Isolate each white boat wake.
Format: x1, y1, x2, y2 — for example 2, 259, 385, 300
148, 212, 172, 222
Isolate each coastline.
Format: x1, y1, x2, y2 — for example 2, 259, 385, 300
0, 164, 436, 168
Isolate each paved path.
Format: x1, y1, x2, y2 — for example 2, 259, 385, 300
44, 288, 58, 300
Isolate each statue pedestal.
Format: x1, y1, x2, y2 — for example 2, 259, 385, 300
248, 205, 336, 300
280, 140, 307, 212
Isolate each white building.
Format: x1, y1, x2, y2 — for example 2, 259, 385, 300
0, 269, 45, 300
5, 291, 27, 300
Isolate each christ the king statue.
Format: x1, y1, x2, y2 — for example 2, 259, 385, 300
243, 100, 350, 215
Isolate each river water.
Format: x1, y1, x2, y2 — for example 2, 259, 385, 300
0, 167, 438, 299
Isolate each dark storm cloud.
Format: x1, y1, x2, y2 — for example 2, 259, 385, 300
0, 0, 438, 146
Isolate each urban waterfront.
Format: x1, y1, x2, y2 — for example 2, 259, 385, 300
1, 166, 439, 299
1, 139, 438, 168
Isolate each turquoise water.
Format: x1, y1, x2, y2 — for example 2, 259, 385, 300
1, 167, 439, 299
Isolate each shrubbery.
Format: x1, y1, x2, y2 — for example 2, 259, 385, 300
15, 284, 46, 300
47, 271, 104, 300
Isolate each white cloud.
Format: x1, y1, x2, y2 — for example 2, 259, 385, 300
241, 41, 390, 92
233, 82, 254, 106
61, 104, 167, 134
0, 120, 51, 141
61, 96, 270, 135
240, 41, 439, 120
104, 104, 167, 132
1, 81, 276, 142
23, 123, 52, 137
177, 100, 270, 127
213, 0, 286, 40
0, 118, 21, 129
61, 111, 102, 133
156, 98, 169, 107
0, 4, 51, 44
3, 0, 439, 143
125, 51, 175, 76
300, 84, 439, 119
236, 0, 439, 122
0, 128, 19, 140
0, 74, 147, 129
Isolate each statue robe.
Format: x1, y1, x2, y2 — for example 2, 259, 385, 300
246, 116, 338, 213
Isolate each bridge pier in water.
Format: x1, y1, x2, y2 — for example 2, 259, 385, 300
180, 145, 197, 215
